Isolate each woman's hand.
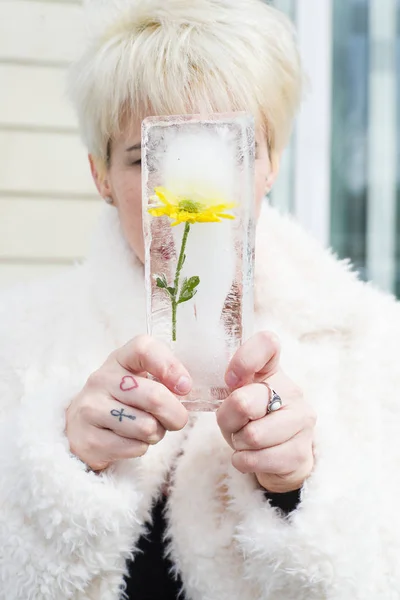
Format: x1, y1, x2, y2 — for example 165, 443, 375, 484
66, 335, 192, 472
216, 332, 316, 494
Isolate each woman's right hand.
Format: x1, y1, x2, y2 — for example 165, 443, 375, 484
66, 335, 192, 472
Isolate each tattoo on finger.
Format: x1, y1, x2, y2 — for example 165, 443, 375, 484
110, 408, 137, 422
120, 375, 139, 391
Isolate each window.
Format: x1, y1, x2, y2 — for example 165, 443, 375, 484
331, 0, 399, 295
270, 0, 399, 296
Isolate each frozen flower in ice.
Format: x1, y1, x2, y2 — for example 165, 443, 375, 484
148, 186, 235, 341
148, 186, 235, 226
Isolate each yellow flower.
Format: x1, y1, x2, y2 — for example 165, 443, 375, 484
148, 186, 236, 227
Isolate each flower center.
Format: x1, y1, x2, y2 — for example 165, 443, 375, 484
178, 199, 203, 213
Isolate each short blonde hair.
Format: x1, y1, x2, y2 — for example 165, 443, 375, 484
68, 0, 303, 165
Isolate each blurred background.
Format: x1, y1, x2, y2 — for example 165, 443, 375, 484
0, 0, 398, 295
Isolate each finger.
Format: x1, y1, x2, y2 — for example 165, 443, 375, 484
256, 472, 308, 494
113, 335, 192, 395
93, 397, 166, 445
231, 409, 303, 451
232, 432, 311, 476
225, 331, 280, 390
216, 382, 271, 442
86, 371, 188, 431
84, 427, 150, 471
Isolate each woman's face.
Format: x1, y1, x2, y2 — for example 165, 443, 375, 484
90, 118, 278, 264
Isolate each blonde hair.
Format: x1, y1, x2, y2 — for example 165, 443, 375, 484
68, 0, 303, 166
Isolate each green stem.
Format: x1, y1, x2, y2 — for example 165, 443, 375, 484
172, 222, 191, 341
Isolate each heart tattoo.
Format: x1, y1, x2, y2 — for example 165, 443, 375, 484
120, 375, 139, 392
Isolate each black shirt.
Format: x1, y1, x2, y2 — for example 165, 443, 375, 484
123, 495, 182, 600
123, 489, 301, 600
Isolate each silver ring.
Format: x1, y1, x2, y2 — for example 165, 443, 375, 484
260, 381, 283, 414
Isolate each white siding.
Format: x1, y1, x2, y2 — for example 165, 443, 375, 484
0, 1, 85, 65
0, 131, 96, 195
0, 64, 77, 129
0, 198, 101, 259
0, 0, 102, 290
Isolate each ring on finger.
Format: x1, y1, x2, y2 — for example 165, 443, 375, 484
259, 381, 283, 414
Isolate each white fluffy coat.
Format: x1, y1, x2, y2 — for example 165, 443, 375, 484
0, 203, 399, 600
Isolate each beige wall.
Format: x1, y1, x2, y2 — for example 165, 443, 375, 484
0, 0, 102, 290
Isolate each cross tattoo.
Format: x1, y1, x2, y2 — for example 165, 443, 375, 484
110, 408, 137, 422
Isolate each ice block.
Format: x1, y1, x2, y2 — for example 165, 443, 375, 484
142, 113, 255, 411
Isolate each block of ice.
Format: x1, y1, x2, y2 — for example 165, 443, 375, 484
142, 113, 255, 411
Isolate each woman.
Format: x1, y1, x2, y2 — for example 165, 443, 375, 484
0, 0, 399, 599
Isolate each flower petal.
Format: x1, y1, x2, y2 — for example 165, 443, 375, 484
218, 213, 235, 220
154, 186, 179, 206
148, 186, 236, 226
148, 207, 168, 217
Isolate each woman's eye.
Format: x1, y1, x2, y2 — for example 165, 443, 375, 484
131, 159, 142, 166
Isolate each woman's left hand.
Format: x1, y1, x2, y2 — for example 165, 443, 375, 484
216, 332, 316, 494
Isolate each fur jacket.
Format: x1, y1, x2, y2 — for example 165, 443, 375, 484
0, 202, 399, 600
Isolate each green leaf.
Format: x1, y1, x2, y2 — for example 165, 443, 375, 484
178, 289, 198, 304
178, 276, 200, 304
186, 275, 200, 290
156, 274, 168, 289
156, 275, 175, 298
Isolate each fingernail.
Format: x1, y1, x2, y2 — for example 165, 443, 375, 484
175, 375, 191, 395
226, 370, 239, 388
